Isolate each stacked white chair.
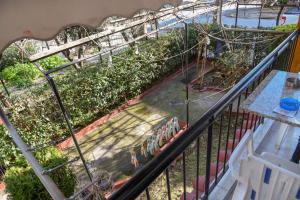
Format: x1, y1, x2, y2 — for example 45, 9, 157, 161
229, 131, 300, 200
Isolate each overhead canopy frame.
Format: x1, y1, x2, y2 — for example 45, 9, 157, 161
0, 0, 181, 54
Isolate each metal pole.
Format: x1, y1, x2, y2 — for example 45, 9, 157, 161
204, 118, 213, 199
257, 4, 263, 29
155, 19, 159, 39
234, 2, 239, 28
46, 75, 93, 182
184, 23, 189, 127
0, 78, 9, 96
192, 5, 195, 24
0, 106, 65, 200
183, 23, 189, 197
107, 36, 113, 55
16, 46, 93, 182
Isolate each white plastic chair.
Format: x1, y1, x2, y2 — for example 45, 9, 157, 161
229, 131, 300, 200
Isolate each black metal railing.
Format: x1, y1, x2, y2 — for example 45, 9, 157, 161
109, 30, 299, 200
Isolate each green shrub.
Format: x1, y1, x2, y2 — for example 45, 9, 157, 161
0, 125, 24, 167
1, 63, 40, 87
4, 147, 76, 200
39, 55, 67, 71
0, 43, 37, 69
273, 24, 297, 32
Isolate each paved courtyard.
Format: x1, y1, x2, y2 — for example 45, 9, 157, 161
66, 65, 226, 181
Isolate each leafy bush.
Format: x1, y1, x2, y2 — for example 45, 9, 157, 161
0, 43, 37, 70
1, 63, 40, 87
39, 55, 67, 71
273, 24, 297, 32
4, 147, 76, 200
0, 126, 24, 167
55, 34, 184, 127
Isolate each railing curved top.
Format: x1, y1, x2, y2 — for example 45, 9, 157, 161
109, 29, 299, 200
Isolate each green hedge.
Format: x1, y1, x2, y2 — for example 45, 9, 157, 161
4, 147, 76, 200
1, 55, 67, 88
39, 55, 67, 71
273, 24, 297, 32
1, 63, 40, 88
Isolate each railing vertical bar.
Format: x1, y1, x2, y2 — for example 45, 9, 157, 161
215, 114, 223, 184
254, 73, 263, 130
241, 88, 250, 134
287, 41, 293, 70
287, 38, 297, 71
196, 137, 200, 200
183, 151, 187, 200
146, 188, 151, 200
249, 81, 257, 129
232, 95, 241, 152
223, 104, 232, 171
205, 119, 214, 198
166, 168, 172, 200
283, 44, 290, 71
253, 114, 258, 131
255, 69, 262, 127
238, 109, 246, 142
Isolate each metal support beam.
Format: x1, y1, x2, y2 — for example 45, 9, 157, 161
155, 19, 159, 39
46, 75, 93, 182
257, 4, 263, 29
184, 23, 189, 127
234, 2, 239, 28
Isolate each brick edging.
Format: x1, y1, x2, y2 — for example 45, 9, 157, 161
0, 182, 5, 191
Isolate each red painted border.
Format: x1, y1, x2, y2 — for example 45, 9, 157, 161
57, 62, 196, 150
0, 182, 5, 191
